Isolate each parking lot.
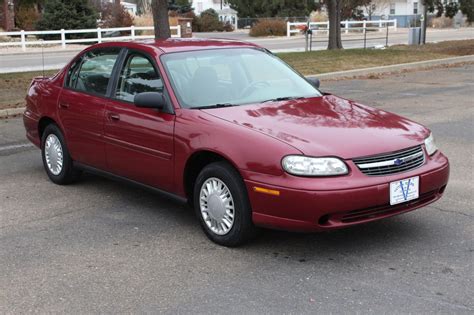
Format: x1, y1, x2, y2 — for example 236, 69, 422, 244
1, 65, 473, 313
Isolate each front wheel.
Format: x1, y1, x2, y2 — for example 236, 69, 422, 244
193, 162, 259, 247
41, 124, 81, 185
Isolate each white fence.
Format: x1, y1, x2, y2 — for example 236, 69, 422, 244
287, 19, 397, 37
0, 25, 181, 51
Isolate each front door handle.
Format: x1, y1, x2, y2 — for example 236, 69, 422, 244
59, 103, 69, 109
108, 113, 120, 121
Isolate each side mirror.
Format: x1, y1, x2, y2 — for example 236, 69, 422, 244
134, 92, 166, 109
306, 77, 320, 89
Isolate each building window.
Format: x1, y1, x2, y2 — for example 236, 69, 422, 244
413, 2, 418, 14
390, 3, 396, 15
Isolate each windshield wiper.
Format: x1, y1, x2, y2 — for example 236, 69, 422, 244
260, 96, 304, 103
192, 103, 236, 110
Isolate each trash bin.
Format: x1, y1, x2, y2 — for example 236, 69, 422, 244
408, 27, 421, 45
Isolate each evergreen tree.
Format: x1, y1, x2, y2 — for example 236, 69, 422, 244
168, 0, 192, 13
36, 0, 98, 38
459, 0, 473, 24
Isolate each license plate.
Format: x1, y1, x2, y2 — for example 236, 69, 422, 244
390, 176, 419, 205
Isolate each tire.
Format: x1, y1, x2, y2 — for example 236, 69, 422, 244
193, 161, 259, 247
41, 124, 81, 185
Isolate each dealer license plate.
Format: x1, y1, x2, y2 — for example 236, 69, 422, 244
390, 176, 419, 205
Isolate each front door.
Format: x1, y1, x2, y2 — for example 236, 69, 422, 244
104, 51, 175, 191
58, 47, 121, 169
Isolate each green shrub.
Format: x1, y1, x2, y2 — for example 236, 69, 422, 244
195, 9, 224, 32
249, 19, 286, 37
36, 0, 98, 39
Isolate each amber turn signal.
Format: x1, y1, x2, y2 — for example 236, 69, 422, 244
253, 186, 280, 196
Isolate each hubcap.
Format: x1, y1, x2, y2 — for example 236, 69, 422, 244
199, 177, 235, 236
44, 134, 63, 176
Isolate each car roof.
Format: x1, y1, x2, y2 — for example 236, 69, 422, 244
97, 38, 260, 54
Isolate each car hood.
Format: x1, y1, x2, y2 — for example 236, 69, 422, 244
202, 95, 429, 159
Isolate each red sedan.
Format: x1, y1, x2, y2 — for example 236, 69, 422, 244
23, 39, 449, 246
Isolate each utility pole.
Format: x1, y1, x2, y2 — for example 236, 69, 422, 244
421, 2, 428, 44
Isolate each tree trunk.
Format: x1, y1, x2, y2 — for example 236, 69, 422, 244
151, 0, 171, 39
327, 0, 343, 50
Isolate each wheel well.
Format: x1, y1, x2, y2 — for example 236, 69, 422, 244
38, 117, 57, 141
184, 151, 230, 206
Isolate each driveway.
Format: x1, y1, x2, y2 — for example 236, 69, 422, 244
0, 65, 473, 313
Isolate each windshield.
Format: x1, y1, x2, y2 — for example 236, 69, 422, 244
161, 48, 322, 109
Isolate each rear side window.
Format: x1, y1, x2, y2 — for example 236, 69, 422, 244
66, 48, 121, 96
115, 54, 163, 102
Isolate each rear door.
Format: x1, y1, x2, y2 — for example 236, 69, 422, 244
104, 50, 175, 191
58, 47, 122, 169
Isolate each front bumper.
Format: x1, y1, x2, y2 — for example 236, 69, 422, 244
244, 151, 449, 232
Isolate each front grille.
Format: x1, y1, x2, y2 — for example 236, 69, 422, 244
353, 145, 425, 176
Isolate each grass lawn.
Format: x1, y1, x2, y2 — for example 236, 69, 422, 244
1, 39, 473, 110
278, 39, 474, 75
0, 70, 58, 110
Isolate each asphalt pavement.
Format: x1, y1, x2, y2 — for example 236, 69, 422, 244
1, 27, 473, 73
0, 65, 473, 313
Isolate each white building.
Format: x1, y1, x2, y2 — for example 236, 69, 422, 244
365, 0, 462, 27
363, 0, 426, 27
192, 0, 238, 28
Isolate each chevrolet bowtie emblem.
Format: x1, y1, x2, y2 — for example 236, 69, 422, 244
394, 158, 404, 166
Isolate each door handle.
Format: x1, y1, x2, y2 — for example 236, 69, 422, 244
108, 113, 120, 121
59, 103, 69, 109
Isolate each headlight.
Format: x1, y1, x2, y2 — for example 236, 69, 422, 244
282, 155, 348, 176
424, 133, 438, 156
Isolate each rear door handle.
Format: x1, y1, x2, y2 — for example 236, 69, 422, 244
108, 113, 120, 121
59, 103, 69, 109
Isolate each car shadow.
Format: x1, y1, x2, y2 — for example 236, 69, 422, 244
77, 172, 431, 259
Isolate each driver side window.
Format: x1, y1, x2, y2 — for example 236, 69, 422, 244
115, 53, 163, 103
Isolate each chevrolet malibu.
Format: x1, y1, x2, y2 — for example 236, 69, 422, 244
23, 39, 449, 246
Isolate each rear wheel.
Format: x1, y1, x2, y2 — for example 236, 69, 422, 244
41, 124, 81, 185
193, 161, 259, 247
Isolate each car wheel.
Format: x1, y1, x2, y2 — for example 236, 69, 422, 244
41, 124, 81, 185
194, 161, 259, 247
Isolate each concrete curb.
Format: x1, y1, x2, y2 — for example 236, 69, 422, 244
0, 107, 25, 119
308, 55, 474, 80
1, 55, 473, 119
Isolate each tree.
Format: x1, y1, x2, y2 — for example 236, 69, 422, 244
326, 0, 343, 49
101, 1, 134, 28
318, 0, 371, 50
227, 0, 316, 18
341, 0, 371, 19
459, 0, 473, 24
421, 0, 463, 43
169, 0, 192, 13
444, 2, 459, 18
36, 0, 98, 38
151, 0, 171, 39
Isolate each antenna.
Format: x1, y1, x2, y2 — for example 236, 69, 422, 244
41, 39, 45, 78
